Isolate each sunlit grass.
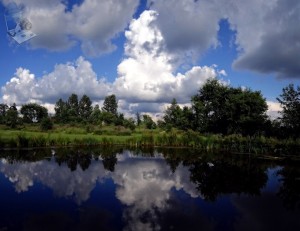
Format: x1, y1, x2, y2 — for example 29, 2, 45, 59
0, 125, 299, 157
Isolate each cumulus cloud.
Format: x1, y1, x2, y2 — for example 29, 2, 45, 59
3, 0, 299, 79
2, 0, 139, 56
0, 157, 109, 204
149, 0, 221, 59
0, 151, 200, 212
149, 0, 300, 78
110, 158, 200, 231
1, 56, 110, 105
229, 0, 300, 78
1, 9, 220, 116
113, 10, 219, 104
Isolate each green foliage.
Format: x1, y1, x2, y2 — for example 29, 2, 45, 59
191, 79, 268, 135
54, 98, 69, 123
123, 118, 136, 131
101, 111, 117, 125
277, 84, 300, 137
40, 117, 53, 131
0, 103, 8, 124
5, 104, 18, 128
67, 93, 79, 119
79, 94, 92, 120
102, 94, 118, 116
163, 99, 194, 130
136, 112, 141, 126
142, 114, 156, 129
89, 104, 102, 124
20, 103, 48, 123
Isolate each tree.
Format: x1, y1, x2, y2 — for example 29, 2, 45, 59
181, 106, 194, 130
0, 103, 8, 124
101, 111, 116, 125
102, 94, 118, 116
225, 88, 268, 135
114, 113, 125, 126
54, 98, 69, 123
191, 79, 268, 135
67, 93, 79, 121
6, 104, 18, 128
163, 98, 183, 129
124, 118, 136, 130
40, 117, 53, 131
277, 84, 300, 137
191, 79, 229, 133
89, 104, 102, 124
79, 94, 92, 121
20, 103, 48, 123
142, 114, 156, 129
136, 112, 141, 126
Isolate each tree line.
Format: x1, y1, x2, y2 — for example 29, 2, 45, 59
0, 79, 299, 138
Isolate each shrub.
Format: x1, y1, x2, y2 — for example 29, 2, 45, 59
40, 117, 53, 131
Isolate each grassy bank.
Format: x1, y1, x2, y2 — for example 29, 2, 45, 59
0, 125, 299, 156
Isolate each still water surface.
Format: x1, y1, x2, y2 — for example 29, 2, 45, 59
0, 147, 299, 231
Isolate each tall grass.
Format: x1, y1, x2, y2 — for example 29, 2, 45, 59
0, 128, 299, 157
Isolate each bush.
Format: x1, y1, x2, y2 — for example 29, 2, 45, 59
40, 117, 53, 131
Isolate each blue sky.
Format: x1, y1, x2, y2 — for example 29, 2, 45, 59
0, 0, 299, 117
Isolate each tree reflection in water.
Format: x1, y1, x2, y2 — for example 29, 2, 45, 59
277, 163, 300, 210
0, 147, 299, 230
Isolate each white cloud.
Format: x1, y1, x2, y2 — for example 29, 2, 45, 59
0, 157, 109, 204
1, 9, 220, 117
267, 101, 282, 119
113, 10, 219, 104
2, 0, 139, 56
1, 56, 110, 105
110, 158, 200, 231
3, 0, 299, 79
0, 152, 200, 210
149, 0, 300, 78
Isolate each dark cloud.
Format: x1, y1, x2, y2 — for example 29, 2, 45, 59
233, 0, 300, 78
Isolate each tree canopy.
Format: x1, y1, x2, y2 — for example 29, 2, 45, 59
102, 94, 118, 116
163, 79, 268, 136
20, 103, 48, 123
277, 84, 300, 137
0, 81, 299, 139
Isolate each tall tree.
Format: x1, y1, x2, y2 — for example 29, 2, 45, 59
6, 104, 18, 128
0, 103, 8, 124
277, 84, 300, 137
191, 79, 268, 135
142, 114, 156, 129
191, 79, 229, 133
54, 98, 69, 123
89, 104, 102, 124
79, 94, 92, 121
163, 98, 183, 129
67, 93, 79, 120
102, 94, 118, 116
225, 87, 268, 135
136, 112, 141, 126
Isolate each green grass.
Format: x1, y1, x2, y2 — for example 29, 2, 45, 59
0, 125, 299, 157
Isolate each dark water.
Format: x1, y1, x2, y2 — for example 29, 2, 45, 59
0, 147, 299, 231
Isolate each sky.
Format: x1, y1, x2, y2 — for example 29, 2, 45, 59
0, 0, 299, 118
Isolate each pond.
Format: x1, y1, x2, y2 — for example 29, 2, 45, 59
0, 147, 299, 231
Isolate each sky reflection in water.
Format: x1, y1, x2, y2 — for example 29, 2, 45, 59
0, 148, 299, 231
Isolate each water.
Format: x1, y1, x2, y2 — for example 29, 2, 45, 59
0, 147, 299, 231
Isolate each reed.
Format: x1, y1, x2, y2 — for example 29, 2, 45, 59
0, 128, 299, 157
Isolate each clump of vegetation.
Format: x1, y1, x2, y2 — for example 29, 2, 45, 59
40, 117, 53, 131
0, 81, 299, 157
